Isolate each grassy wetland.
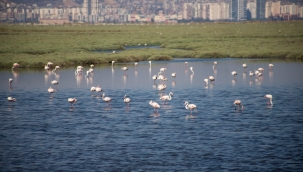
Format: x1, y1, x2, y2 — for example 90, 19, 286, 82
0, 21, 303, 68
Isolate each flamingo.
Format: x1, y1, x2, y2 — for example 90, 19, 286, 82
112, 61, 115, 66
89, 68, 93, 73
44, 65, 50, 70
12, 63, 20, 69
185, 62, 188, 66
231, 71, 237, 78
95, 85, 102, 95
171, 73, 176, 81
48, 87, 55, 98
233, 100, 244, 110
7, 97, 16, 106
158, 84, 166, 91
209, 76, 215, 82
124, 95, 131, 108
254, 70, 260, 76
190, 67, 194, 74
204, 78, 208, 85
258, 68, 264, 72
51, 80, 59, 87
152, 75, 157, 84
47, 62, 53, 67
160, 92, 173, 105
68, 98, 77, 107
149, 100, 160, 114
52, 66, 60, 73
264, 94, 273, 106
121, 67, 128, 75
85, 70, 90, 77
269, 64, 274, 70
9, 78, 13, 86
243, 63, 247, 71
102, 93, 112, 108
213, 61, 217, 69
134, 62, 138, 68
184, 101, 197, 115
160, 68, 166, 75
249, 71, 254, 78
90, 64, 94, 68
149, 61, 151, 67
90, 86, 96, 95
257, 72, 262, 77
157, 72, 165, 83
113, 51, 116, 54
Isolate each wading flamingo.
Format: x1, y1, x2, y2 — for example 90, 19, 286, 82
190, 67, 194, 74
90, 86, 96, 95
204, 78, 208, 86
184, 101, 197, 115
48, 87, 55, 98
7, 97, 16, 106
152, 75, 157, 84
149, 100, 160, 114
96, 85, 102, 95
158, 84, 166, 91
9, 78, 13, 86
121, 67, 128, 75
102, 93, 112, 108
231, 71, 237, 78
124, 95, 131, 108
51, 80, 59, 88
233, 100, 244, 111
213, 61, 217, 69
269, 64, 274, 70
209, 76, 215, 82
264, 94, 273, 106
112, 61, 115, 66
171, 73, 176, 81
249, 71, 254, 78
12, 63, 20, 69
68, 98, 77, 107
160, 92, 173, 105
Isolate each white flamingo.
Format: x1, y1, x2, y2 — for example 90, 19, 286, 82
121, 67, 128, 75
254, 70, 260, 76
52, 66, 60, 73
149, 100, 160, 114
90, 86, 96, 95
7, 97, 16, 106
90, 64, 94, 68
233, 100, 244, 110
47, 62, 53, 67
204, 78, 208, 85
124, 95, 131, 108
85, 70, 90, 77
89, 68, 93, 73
264, 94, 273, 106
149, 61, 151, 67
258, 68, 264, 72
231, 71, 237, 78
95, 85, 102, 95
257, 72, 262, 77
213, 61, 217, 69
112, 61, 115, 66
160, 92, 173, 105
184, 101, 197, 115
158, 84, 166, 91
171, 73, 176, 81
160, 68, 166, 75
134, 62, 138, 67
68, 98, 77, 107
12, 63, 20, 69
102, 93, 112, 108
189, 67, 194, 74
249, 71, 254, 78
152, 75, 157, 84
209, 76, 215, 82
9, 78, 13, 86
48, 87, 55, 98
269, 64, 274, 70
243, 63, 247, 69
51, 80, 59, 88
44, 65, 50, 70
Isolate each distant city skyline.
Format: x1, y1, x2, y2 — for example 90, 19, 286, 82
0, 0, 302, 24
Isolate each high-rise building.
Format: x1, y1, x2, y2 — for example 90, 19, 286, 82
231, 0, 247, 21
256, 0, 265, 19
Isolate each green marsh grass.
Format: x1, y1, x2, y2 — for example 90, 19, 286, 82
0, 21, 302, 68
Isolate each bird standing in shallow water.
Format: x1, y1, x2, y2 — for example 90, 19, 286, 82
9, 78, 13, 87
124, 95, 131, 108
90, 86, 96, 95
48, 87, 55, 98
121, 67, 128, 76
102, 93, 112, 108
184, 101, 197, 115
231, 71, 237, 78
233, 100, 244, 111
269, 64, 274, 70
264, 94, 273, 106
160, 92, 173, 105
190, 67, 194, 74
68, 98, 77, 108
7, 97, 16, 106
171, 73, 176, 81
149, 100, 160, 114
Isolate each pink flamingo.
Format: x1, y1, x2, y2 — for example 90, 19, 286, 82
12, 63, 20, 69
102, 93, 112, 108
90, 86, 96, 95
48, 87, 55, 98
231, 71, 237, 78
9, 78, 13, 87
171, 73, 176, 81
269, 64, 274, 70
149, 100, 160, 114
160, 92, 173, 105
121, 67, 128, 76
184, 101, 197, 115
124, 95, 131, 108
264, 94, 273, 106
209, 76, 215, 82
95, 85, 102, 96
7, 97, 16, 106
233, 100, 244, 110
68, 98, 77, 107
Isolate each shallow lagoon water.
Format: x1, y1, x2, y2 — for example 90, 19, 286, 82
1, 58, 303, 171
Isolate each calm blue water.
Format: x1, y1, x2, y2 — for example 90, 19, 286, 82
1, 58, 303, 171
